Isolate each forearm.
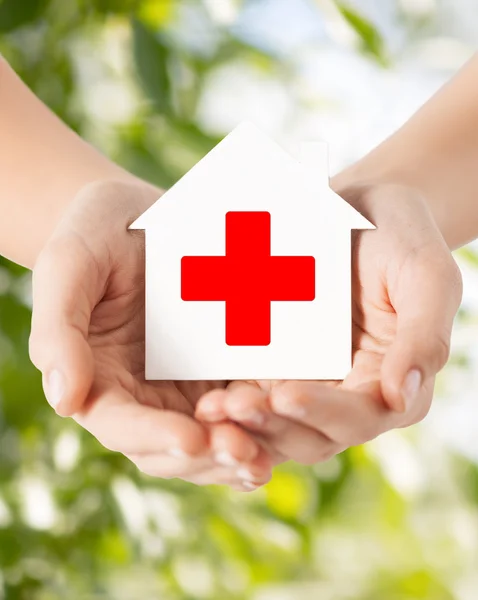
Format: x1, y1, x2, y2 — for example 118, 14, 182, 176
331, 53, 478, 250
0, 57, 146, 268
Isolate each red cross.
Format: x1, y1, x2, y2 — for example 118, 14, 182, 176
181, 211, 315, 346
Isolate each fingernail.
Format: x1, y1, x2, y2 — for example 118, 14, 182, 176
44, 369, 64, 410
214, 450, 240, 467
242, 481, 260, 491
237, 467, 259, 482
196, 403, 223, 421
198, 399, 219, 413
167, 447, 189, 458
401, 369, 422, 410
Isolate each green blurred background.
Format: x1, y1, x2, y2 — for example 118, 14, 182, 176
1, 1, 478, 598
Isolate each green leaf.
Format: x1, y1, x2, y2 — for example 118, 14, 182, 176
137, 0, 175, 27
265, 469, 316, 521
334, 2, 389, 66
131, 18, 172, 114
457, 245, 478, 268
0, 0, 50, 33
91, 0, 141, 14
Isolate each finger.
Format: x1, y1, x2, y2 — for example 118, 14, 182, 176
196, 386, 288, 464
133, 460, 267, 491
75, 384, 209, 457
195, 381, 278, 424
381, 247, 462, 412
189, 444, 273, 489
30, 238, 97, 417
208, 421, 262, 466
195, 388, 229, 423
128, 452, 212, 479
196, 385, 280, 462
233, 444, 274, 486
269, 380, 399, 447
196, 383, 267, 427
221, 383, 342, 465
130, 436, 273, 489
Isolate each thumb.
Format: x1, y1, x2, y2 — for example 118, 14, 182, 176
29, 238, 97, 417
381, 250, 462, 413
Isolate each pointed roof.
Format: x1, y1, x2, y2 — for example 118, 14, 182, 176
130, 121, 374, 231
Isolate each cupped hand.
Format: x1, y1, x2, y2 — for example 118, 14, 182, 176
195, 183, 463, 465
29, 180, 273, 491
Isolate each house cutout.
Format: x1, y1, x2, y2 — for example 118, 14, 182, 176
129, 122, 375, 380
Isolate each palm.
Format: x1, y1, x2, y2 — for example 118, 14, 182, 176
345, 230, 398, 394
314, 221, 434, 415
86, 229, 224, 419
32, 182, 460, 479
75, 184, 402, 419
245, 230, 397, 402
33, 187, 277, 487
30, 183, 255, 475
190, 184, 461, 469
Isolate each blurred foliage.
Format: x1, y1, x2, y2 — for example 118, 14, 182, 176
333, 1, 390, 66
0, 1, 478, 599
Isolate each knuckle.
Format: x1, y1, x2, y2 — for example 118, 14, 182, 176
407, 398, 432, 427
271, 382, 310, 414
431, 333, 451, 371
313, 448, 338, 464
417, 242, 462, 297
449, 260, 464, 305
28, 331, 44, 369
306, 440, 341, 465
304, 452, 328, 466
358, 426, 378, 445
352, 416, 385, 444
356, 425, 380, 445
33, 239, 66, 279
297, 454, 320, 466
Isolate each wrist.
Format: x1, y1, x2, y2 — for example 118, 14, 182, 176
30, 176, 162, 270
331, 164, 455, 249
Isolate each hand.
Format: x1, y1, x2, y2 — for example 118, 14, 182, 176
29, 180, 273, 491
195, 183, 463, 465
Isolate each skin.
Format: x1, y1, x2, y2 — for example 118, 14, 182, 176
195, 54, 478, 471
0, 57, 136, 267
1, 55, 272, 490
195, 183, 462, 466
2, 53, 477, 490
29, 181, 275, 491
333, 53, 478, 250
29, 179, 461, 486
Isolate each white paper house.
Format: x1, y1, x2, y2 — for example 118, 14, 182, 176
130, 122, 374, 380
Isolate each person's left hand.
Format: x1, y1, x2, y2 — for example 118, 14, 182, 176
195, 183, 463, 467
29, 180, 273, 492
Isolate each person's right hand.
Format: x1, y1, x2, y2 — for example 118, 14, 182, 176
29, 180, 273, 491
195, 183, 463, 466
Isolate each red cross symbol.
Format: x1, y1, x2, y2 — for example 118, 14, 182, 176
181, 211, 315, 346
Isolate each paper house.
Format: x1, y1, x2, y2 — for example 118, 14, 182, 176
130, 122, 374, 380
